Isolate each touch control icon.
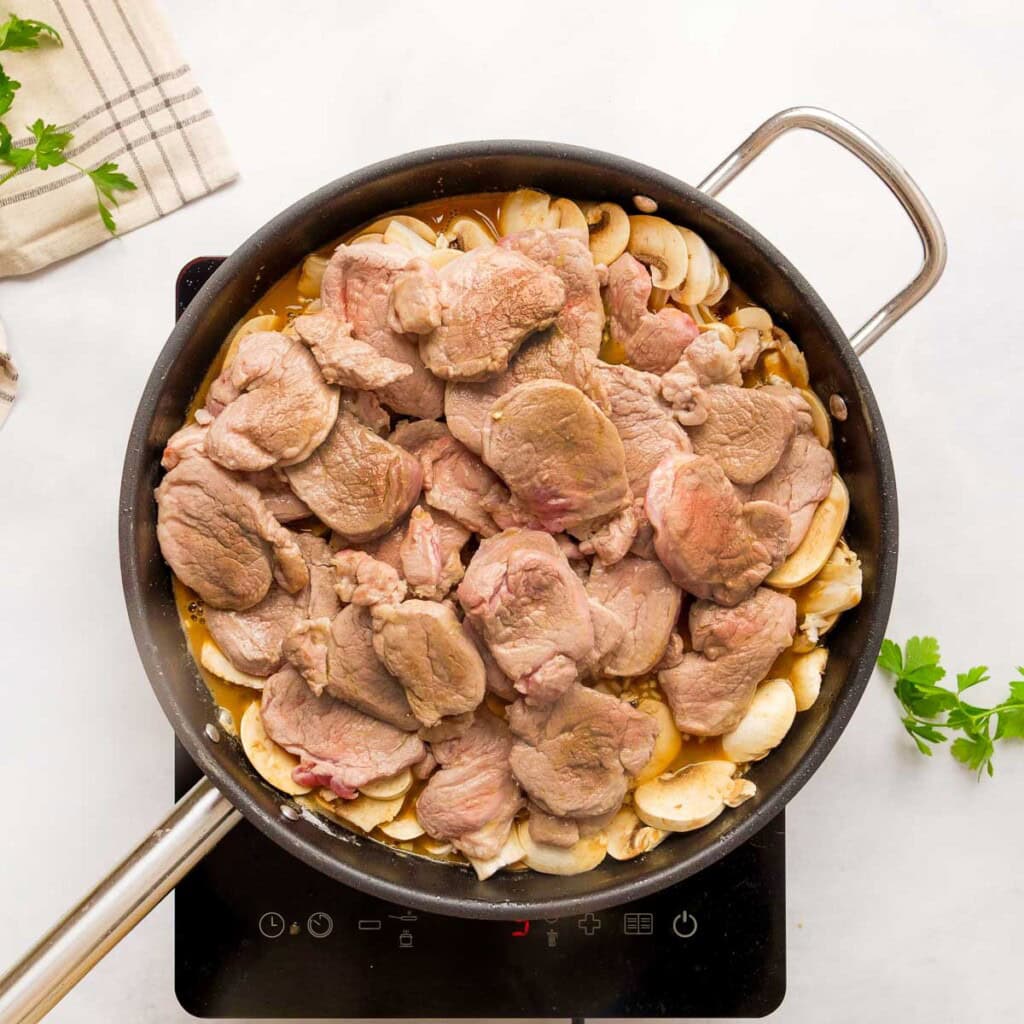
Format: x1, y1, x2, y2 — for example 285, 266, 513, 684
307, 912, 333, 939
258, 912, 286, 939
672, 911, 698, 939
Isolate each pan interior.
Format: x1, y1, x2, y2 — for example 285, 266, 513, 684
120, 143, 896, 919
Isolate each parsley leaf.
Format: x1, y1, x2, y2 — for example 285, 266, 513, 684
85, 160, 136, 234
878, 637, 1024, 778
0, 13, 63, 51
0, 119, 32, 170
0, 64, 20, 115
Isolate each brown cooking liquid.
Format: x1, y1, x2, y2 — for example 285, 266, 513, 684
172, 191, 806, 866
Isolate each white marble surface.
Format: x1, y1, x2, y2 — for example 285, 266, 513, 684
1, 1, 1022, 1021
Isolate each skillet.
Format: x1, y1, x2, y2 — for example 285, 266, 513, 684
0, 107, 945, 1024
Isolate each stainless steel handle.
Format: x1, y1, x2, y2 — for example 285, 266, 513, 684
0, 777, 240, 1024
699, 106, 947, 355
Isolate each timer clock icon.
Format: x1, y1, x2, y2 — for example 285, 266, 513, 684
307, 912, 334, 939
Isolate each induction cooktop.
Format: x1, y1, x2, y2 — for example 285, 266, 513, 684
172, 257, 786, 1020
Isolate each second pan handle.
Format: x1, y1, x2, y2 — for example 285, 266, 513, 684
699, 106, 947, 355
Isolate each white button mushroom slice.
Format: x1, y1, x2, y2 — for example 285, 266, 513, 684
634, 698, 683, 786
580, 201, 630, 266
444, 216, 495, 251
420, 837, 454, 856
298, 254, 329, 299
383, 219, 436, 255
424, 248, 464, 270
328, 792, 405, 832
222, 313, 284, 370
634, 761, 755, 832
240, 701, 311, 796
359, 768, 413, 801
721, 679, 797, 763
515, 820, 609, 876
468, 829, 527, 881
703, 254, 731, 306
350, 232, 386, 246
498, 188, 556, 235
799, 387, 833, 448
606, 806, 668, 861
670, 227, 716, 305
200, 640, 266, 690
626, 215, 688, 291
767, 474, 850, 588
365, 214, 437, 244
796, 538, 862, 620
725, 306, 773, 332
378, 805, 426, 841
549, 198, 588, 237
790, 647, 829, 712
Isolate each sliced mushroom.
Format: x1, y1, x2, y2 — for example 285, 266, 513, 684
704, 253, 731, 305
360, 768, 413, 801
223, 313, 284, 369
378, 804, 426, 841
634, 761, 755, 832
444, 216, 495, 251
383, 219, 435, 255
606, 806, 668, 860
240, 702, 310, 796
297, 255, 328, 299
790, 647, 829, 711
767, 474, 849, 588
516, 820, 608, 876
200, 640, 265, 690
626, 215, 688, 290
468, 829, 526, 880
350, 232, 386, 246
634, 698, 683, 786
424, 248, 464, 270
670, 227, 715, 305
796, 538, 862, 622
725, 306, 773, 332
498, 189, 553, 235
549, 197, 588, 237
365, 214, 437, 244
328, 792, 405, 832
800, 388, 833, 448
721, 679, 797, 763
763, 328, 810, 388
420, 837, 454, 856
580, 201, 630, 266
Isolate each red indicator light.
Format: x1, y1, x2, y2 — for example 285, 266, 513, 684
511, 920, 530, 937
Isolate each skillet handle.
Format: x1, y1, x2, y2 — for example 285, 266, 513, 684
698, 106, 947, 356
0, 777, 239, 1024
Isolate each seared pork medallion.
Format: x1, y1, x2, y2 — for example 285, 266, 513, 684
159, 189, 862, 878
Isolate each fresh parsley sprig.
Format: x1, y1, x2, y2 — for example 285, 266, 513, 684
0, 13, 136, 233
878, 636, 1024, 777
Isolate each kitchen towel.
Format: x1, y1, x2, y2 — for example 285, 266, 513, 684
0, 0, 237, 277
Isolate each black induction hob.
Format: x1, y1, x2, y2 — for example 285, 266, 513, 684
172, 258, 786, 1020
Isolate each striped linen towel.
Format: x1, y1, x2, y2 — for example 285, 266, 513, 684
0, 0, 237, 277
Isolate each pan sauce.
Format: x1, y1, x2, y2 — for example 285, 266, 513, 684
171, 190, 854, 873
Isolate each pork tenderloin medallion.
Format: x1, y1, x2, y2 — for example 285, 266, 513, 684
585, 555, 682, 677
480, 379, 634, 554
371, 599, 487, 728
415, 709, 524, 860
203, 331, 339, 472
646, 452, 790, 606
658, 587, 796, 736
605, 252, 699, 372
389, 244, 566, 380
205, 533, 339, 677
457, 529, 595, 706
260, 665, 425, 797
498, 228, 605, 353
283, 605, 418, 731
508, 683, 658, 819
155, 454, 308, 611
284, 411, 422, 543
687, 384, 796, 485
445, 326, 603, 456
320, 242, 444, 418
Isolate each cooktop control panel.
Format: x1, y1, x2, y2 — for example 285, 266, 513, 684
172, 259, 786, 1019
175, 743, 785, 1019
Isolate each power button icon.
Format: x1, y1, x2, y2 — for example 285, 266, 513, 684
672, 911, 698, 939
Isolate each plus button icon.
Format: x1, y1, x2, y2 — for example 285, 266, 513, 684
577, 913, 601, 936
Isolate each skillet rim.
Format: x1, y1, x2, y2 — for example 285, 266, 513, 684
120, 139, 897, 919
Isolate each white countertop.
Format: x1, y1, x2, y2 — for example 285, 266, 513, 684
1, 1, 1021, 1021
